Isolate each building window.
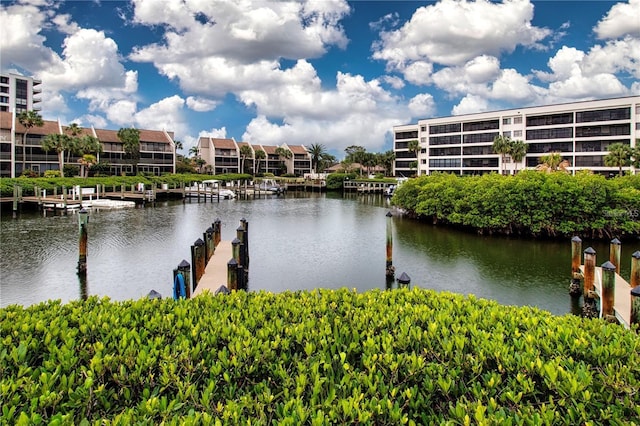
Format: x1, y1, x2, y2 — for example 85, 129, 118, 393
503, 131, 511, 137
420, 137, 426, 143
526, 127, 573, 140
395, 130, 418, 139
526, 112, 573, 127
503, 118, 511, 125
420, 126, 426, 132
430, 123, 461, 134
514, 130, 522, 137
576, 107, 630, 123
463, 132, 498, 144
514, 116, 522, 124
429, 134, 461, 145
429, 158, 461, 167
575, 124, 630, 137
463, 119, 499, 132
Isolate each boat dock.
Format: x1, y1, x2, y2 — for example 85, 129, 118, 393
571, 237, 639, 329
172, 218, 250, 300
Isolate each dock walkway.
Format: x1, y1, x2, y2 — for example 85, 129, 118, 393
580, 265, 632, 328
192, 241, 233, 297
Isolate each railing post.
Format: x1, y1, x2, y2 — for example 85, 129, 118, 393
386, 211, 395, 278
609, 238, 621, 274
601, 261, 616, 321
570, 236, 582, 296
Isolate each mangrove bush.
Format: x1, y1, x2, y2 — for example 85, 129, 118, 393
1, 288, 639, 424
392, 171, 640, 239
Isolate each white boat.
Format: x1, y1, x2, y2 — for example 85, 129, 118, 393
186, 180, 236, 199
83, 199, 136, 209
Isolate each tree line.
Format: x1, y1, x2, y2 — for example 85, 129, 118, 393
392, 171, 640, 240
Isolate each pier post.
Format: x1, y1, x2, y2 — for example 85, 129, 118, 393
601, 261, 616, 321
204, 227, 214, 261
177, 260, 192, 298
227, 258, 238, 291
191, 238, 206, 289
12, 185, 18, 218
630, 251, 640, 288
583, 247, 596, 298
631, 286, 640, 326
213, 218, 221, 246
240, 218, 249, 266
569, 236, 582, 296
77, 208, 89, 276
609, 238, 621, 274
385, 211, 395, 278
236, 226, 247, 267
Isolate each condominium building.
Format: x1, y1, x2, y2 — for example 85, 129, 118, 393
196, 137, 312, 176
0, 73, 42, 114
0, 110, 176, 177
393, 96, 639, 176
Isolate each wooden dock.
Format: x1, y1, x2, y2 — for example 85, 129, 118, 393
192, 240, 233, 297
580, 265, 632, 328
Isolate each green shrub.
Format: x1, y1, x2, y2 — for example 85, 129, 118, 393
1, 288, 638, 424
392, 172, 640, 239
43, 170, 61, 178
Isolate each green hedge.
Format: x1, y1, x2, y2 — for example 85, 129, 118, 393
0, 174, 251, 197
392, 171, 640, 239
2, 289, 639, 424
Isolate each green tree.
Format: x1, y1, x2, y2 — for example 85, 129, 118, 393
317, 152, 337, 173
174, 140, 183, 152
631, 144, 640, 170
64, 123, 83, 162
536, 152, 569, 173
492, 135, 511, 174
239, 144, 253, 174
308, 143, 327, 173
604, 142, 632, 176
41, 133, 71, 177
345, 145, 367, 175
378, 150, 396, 177
362, 152, 377, 176
275, 147, 292, 175
508, 139, 528, 173
117, 128, 140, 175
194, 157, 206, 173
407, 139, 420, 157
189, 145, 199, 158
78, 154, 97, 178
254, 149, 266, 174
17, 110, 44, 173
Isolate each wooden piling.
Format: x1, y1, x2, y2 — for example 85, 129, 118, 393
631, 286, 640, 326
227, 258, 238, 291
77, 208, 89, 275
177, 260, 192, 298
583, 247, 596, 298
601, 261, 616, 320
386, 211, 395, 278
204, 227, 214, 261
569, 236, 582, 296
631, 251, 640, 289
609, 238, 621, 274
191, 238, 206, 288
240, 218, 249, 266
213, 218, 221, 246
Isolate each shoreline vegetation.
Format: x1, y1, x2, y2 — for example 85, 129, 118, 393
1, 289, 638, 424
391, 171, 640, 241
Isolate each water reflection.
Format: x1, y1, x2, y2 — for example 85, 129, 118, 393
2, 193, 636, 317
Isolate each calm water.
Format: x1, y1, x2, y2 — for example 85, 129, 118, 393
1, 192, 637, 315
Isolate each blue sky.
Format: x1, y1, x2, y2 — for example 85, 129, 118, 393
1, 0, 638, 157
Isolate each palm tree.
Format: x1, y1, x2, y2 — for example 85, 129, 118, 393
492, 135, 511, 174
308, 143, 327, 173
118, 128, 140, 175
189, 146, 199, 158
254, 149, 266, 175
508, 139, 528, 173
407, 139, 420, 157
536, 152, 569, 173
317, 152, 337, 173
239, 145, 253, 174
631, 144, 640, 171
64, 123, 83, 162
275, 147, 292, 175
41, 133, 71, 177
604, 142, 632, 176
378, 150, 396, 176
174, 140, 183, 152
78, 154, 97, 178
17, 110, 44, 174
